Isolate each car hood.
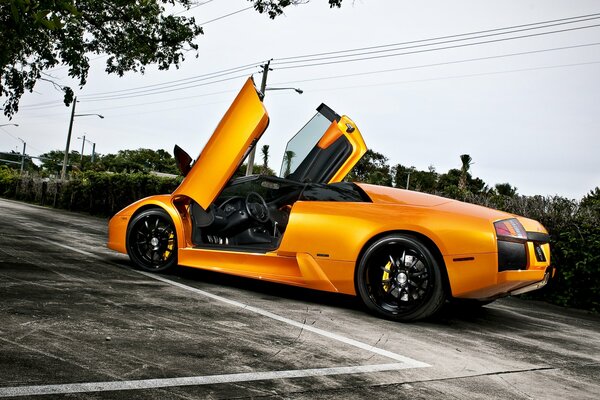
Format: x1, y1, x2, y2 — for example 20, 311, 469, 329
356, 183, 514, 222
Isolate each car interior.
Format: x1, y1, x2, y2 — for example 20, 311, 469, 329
189, 175, 370, 252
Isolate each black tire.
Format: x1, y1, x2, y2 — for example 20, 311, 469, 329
126, 208, 178, 272
355, 234, 445, 322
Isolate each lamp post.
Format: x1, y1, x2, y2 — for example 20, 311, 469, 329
0, 124, 25, 174
77, 135, 96, 169
18, 138, 26, 175
78, 134, 86, 169
60, 96, 104, 179
245, 62, 303, 176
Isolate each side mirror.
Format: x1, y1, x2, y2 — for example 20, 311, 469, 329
174, 145, 193, 177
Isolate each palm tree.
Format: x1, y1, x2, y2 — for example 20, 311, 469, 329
283, 150, 295, 178
261, 145, 270, 173
458, 154, 472, 191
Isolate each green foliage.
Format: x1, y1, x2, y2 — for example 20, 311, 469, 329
0, 150, 39, 172
460, 193, 600, 313
1, 0, 203, 117
1, 0, 347, 118
99, 148, 178, 174
39, 148, 178, 174
0, 165, 20, 196
494, 182, 518, 197
0, 170, 182, 216
234, 163, 275, 178
251, 0, 342, 19
346, 149, 392, 186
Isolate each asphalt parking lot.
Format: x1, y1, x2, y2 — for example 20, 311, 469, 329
1, 197, 599, 399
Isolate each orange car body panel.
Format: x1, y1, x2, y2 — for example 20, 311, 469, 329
324, 116, 367, 183
108, 78, 552, 301
171, 78, 269, 209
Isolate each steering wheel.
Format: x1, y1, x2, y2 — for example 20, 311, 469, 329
245, 192, 270, 223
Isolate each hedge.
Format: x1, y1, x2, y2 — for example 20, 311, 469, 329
0, 166, 597, 313
0, 168, 182, 217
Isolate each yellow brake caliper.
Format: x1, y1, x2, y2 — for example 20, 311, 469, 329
382, 260, 392, 292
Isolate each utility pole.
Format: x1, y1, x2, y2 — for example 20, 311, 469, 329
80, 134, 86, 169
245, 60, 271, 176
91, 142, 96, 164
61, 96, 77, 180
19, 139, 26, 175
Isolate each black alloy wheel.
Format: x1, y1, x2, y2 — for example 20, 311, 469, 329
126, 208, 177, 272
356, 234, 445, 322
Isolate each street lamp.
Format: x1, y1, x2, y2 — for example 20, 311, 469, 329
0, 124, 25, 174
61, 96, 104, 179
265, 87, 304, 95
77, 134, 97, 169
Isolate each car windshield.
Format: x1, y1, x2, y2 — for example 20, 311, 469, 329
279, 112, 332, 178
219, 175, 304, 205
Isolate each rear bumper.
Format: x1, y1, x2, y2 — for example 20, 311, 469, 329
508, 266, 553, 296
454, 265, 554, 300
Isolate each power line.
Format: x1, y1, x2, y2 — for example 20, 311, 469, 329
198, 6, 253, 25
17, 13, 600, 109
272, 23, 600, 70
272, 15, 600, 66
270, 42, 600, 86
0, 127, 21, 143
42, 20, 600, 104
20, 62, 265, 108
274, 12, 600, 62
79, 62, 261, 99
81, 73, 250, 102
15, 38, 600, 114
303, 60, 600, 94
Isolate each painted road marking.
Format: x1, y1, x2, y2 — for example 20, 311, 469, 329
0, 238, 429, 397
135, 270, 428, 366
0, 363, 414, 397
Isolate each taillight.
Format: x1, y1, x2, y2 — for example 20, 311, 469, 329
494, 218, 527, 242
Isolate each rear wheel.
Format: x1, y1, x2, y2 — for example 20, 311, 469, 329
356, 234, 445, 322
126, 209, 177, 272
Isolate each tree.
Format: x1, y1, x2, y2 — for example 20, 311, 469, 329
1, 0, 202, 117
495, 183, 518, 197
346, 149, 392, 186
393, 164, 438, 192
1, 0, 347, 118
261, 144, 269, 172
0, 150, 38, 172
100, 148, 178, 174
282, 150, 296, 178
458, 154, 472, 191
40, 149, 73, 173
251, 0, 342, 18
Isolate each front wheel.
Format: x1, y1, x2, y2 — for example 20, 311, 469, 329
126, 208, 178, 272
355, 234, 445, 322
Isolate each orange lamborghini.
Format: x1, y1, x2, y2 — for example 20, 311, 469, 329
108, 77, 553, 321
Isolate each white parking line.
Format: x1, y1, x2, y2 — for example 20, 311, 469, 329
1, 239, 429, 397
0, 363, 413, 397
136, 270, 428, 366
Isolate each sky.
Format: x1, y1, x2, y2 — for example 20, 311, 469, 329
1, 0, 599, 199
